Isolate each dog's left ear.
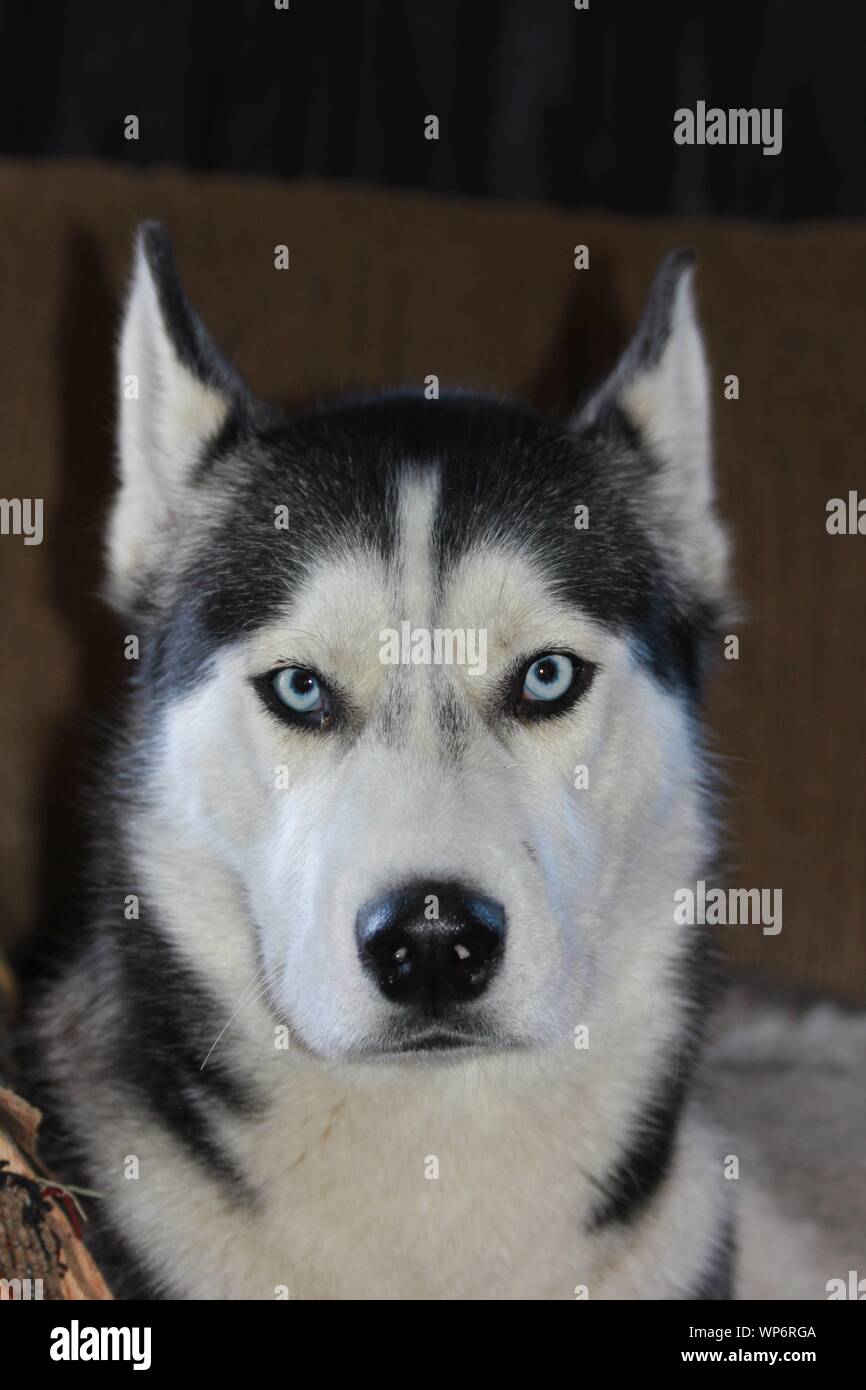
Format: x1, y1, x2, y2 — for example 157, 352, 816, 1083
572, 250, 729, 606
108, 221, 250, 611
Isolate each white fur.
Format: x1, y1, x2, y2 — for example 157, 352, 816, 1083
577, 266, 729, 607
108, 236, 230, 610
621, 270, 730, 602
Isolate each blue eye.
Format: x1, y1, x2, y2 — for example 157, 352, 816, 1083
273, 667, 325, 715
522, 653, 576, 703
255, 665, 335, 731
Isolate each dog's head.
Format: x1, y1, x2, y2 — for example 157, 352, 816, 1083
110, 225, 729, 1061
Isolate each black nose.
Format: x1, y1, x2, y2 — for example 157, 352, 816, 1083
356, 882, 506, 1010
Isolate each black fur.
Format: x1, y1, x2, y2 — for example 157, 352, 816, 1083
589, 921, 722, 1232
138, 221, 249, 401
588, 1063, 688, 1230
109, 920, 261, 1196
132, 391, 720, 710
688, 1215, 735, 1300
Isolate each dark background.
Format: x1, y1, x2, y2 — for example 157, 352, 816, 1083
0, 0, 863, 219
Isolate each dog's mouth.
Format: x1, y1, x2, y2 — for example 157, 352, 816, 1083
390, 1028, 486, 1053
357, 1021, 524, 1061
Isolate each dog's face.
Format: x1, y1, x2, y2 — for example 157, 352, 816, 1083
110, 227, 728, 1061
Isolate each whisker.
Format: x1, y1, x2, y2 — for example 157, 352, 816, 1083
200, 966, 268, 1071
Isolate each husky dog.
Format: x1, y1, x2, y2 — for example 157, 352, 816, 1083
30, 226, 848, 1301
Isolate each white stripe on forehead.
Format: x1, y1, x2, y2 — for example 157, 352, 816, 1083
389, 468, 444, 745
396, 468, 441, 626
233, 462, 614, 729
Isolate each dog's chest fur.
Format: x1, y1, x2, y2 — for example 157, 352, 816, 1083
63, 1031, 723, 1300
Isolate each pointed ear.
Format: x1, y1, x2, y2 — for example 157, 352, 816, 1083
108, 222, 245, 611
573, 250, 729, 606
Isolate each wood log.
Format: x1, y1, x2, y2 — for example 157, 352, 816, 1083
0, 1085, 113, 1300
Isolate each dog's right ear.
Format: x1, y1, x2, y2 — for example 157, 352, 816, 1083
108, 222, 246, 611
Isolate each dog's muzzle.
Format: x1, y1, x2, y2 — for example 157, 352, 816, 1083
355, 881, 505, 1014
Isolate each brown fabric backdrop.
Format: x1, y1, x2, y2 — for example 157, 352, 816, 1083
0, 159, 864, 1000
